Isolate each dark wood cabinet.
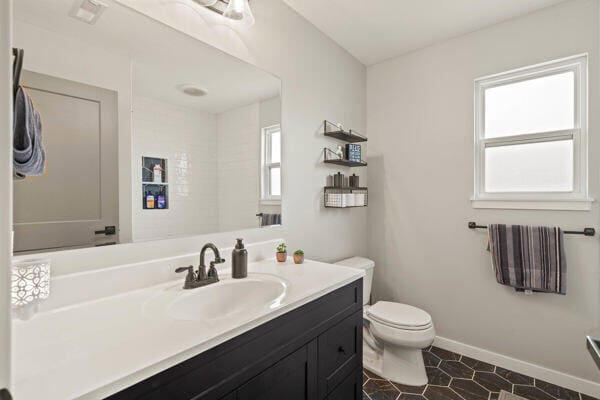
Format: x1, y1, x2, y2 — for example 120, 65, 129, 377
318, 310, 362, 398
326, 368, 363, 400
107, 279, 363, 400
237, 343, 317, 400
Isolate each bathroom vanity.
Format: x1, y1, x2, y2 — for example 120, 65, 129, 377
11, 257, 364, 400
110, 277, 363, 400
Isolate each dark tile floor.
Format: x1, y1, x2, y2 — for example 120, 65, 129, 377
362, 346, 598, 400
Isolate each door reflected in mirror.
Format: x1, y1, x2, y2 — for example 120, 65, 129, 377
12, 0, 282, 254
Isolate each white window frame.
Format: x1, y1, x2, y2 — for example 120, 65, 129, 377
261, 124, 281, 204
472, 54, 592, 210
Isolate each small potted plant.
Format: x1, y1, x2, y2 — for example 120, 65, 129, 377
276, 242, 287, 262
293, 250, 304, 264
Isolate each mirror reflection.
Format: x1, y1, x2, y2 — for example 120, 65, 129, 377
12, 0, 282, 253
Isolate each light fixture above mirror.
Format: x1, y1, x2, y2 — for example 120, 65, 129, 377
193, 0, 219, 6
194, 0, 255, 28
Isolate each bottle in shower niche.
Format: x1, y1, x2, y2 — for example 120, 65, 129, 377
157, 192, 166, 209
145, 191, 155, 209
232, 238, 248, 279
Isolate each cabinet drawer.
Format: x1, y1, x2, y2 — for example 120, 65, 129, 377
326, 368, 362, 400
318, 310, 362, 398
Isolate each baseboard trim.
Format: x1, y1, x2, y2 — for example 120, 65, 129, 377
433, 336, 600, 398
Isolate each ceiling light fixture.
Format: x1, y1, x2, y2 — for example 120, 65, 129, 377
193, 0, 255, 28
193, 0, 218, 6
178, 84, 208, 97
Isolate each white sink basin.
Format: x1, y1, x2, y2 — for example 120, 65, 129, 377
144, 274, 288, 322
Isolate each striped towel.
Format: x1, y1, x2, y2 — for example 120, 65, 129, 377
487, 224, 566, 295
260, 213, 281, 227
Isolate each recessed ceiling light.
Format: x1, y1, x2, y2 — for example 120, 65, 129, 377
178, 84, 208, 97
69, 0, 107, 25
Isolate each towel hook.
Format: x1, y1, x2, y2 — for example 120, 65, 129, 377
12, 47, 24, 101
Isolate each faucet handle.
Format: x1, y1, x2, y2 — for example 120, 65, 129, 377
176, 265, 196, 289
208, 259, 223, 280
175, 265, 193, 274
175, 266, 195, 280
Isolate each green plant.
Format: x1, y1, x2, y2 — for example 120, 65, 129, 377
294, 249, 304, 255
277, 242, 287, 253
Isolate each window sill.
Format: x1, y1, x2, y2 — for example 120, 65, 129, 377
471, 197, 594, 211
260, 199, 281, 206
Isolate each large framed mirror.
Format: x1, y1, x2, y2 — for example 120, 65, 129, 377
12, 0, 282, 254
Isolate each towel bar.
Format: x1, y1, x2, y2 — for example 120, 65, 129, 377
467, 221, 595, 237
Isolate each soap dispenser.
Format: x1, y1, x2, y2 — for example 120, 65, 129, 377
232, 238, 248, 279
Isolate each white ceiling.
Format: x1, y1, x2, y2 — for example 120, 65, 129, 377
14, 0, 280, 114
283, 0, 568, 66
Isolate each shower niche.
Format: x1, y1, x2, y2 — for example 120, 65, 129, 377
142, 156, 169, 210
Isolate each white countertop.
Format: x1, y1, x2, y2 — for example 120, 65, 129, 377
12, 258, 364, 400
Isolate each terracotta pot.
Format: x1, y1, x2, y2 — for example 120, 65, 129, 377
276, 252, 287, 262
293, 254, 304, 264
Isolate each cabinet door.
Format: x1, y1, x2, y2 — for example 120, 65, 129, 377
237, 342, 317, 400
318, 311, 362, 398
326, 368, 362, 400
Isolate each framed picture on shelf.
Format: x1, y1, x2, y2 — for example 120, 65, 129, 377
345, 144, 361, 163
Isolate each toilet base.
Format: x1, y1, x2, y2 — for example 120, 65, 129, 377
363, 329, 430, 386
363, 340, 384, 377
363, 345, 428, 386
382, 343, 428, 386
363, 341, 429, 386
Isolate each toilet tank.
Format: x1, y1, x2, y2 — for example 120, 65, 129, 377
334, 257, 375, 305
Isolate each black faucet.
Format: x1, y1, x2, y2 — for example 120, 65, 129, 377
175, 243, 226, 289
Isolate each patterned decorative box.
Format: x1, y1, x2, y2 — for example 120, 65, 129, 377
11, 259, 51, 307
345, 144, 361, 163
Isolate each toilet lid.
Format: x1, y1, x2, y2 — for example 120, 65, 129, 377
367, 301, 432, 330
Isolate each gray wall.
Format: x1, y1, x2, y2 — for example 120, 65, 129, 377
367, 0, 599, 382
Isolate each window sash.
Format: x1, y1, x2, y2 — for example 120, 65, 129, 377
267, 166, 281, 197
261, 125, 281, 201
481, 129, 575, 148
473, 54, 588, 203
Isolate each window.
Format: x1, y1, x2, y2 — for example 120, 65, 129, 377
261, 125, 281, 203
473, 54, 591, 210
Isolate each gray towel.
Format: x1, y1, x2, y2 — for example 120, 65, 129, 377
488, 224, 566, 294
260, 213, 281, 227
13, 86, 45, 177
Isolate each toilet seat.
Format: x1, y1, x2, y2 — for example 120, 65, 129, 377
366, 301, 432, 331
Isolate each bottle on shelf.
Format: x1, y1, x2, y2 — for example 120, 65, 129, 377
146, 191, 155, 209
157, 192, 166, 209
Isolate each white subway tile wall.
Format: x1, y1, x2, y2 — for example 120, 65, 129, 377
133, 97, 219, 240
217, 102, 262, 232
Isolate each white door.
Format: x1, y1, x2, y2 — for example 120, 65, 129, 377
13, 71, 118, 253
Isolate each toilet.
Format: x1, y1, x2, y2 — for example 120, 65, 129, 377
335, 257, 435, 386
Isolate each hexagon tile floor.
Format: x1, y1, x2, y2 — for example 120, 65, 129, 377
362, 346, 598, 400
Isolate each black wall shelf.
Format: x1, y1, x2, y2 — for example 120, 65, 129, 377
324, 159, 367, 167
323, 120, 367, 143
322, 147, 367, 167
324, 186, 368, 208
